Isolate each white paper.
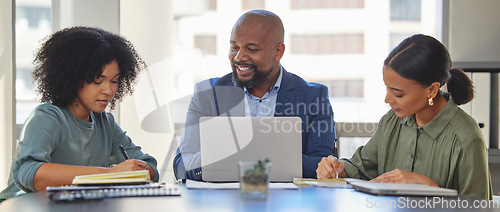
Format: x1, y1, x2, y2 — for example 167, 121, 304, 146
186, 179, 298, 190
304, 181, 347, 188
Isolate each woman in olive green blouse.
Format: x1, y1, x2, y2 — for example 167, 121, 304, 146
316, 34, 492, 200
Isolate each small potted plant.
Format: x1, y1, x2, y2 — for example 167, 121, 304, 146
239, 158, 271, 199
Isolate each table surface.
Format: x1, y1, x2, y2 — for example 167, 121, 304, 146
1, 184, 499, 212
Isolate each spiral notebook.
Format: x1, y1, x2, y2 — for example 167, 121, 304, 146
47, 183, 181, 201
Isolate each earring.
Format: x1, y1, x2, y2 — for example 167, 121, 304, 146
428, 97, 434, 106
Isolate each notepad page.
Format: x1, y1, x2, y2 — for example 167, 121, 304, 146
72, 170, 150, 185
73, 170, 150, 180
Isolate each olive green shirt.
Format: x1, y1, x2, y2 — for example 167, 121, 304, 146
342, 93, 493, 200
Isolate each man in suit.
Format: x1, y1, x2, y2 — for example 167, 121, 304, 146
173, 9, 335, 180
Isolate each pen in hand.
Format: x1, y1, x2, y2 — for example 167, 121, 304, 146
119, 145, 130, 160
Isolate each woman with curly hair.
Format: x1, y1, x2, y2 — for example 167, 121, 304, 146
0, 26, 158, 201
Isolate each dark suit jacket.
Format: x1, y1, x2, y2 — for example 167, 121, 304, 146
173, 68, 336, 180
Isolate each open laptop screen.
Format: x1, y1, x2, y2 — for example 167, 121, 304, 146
200, 116, 302, 182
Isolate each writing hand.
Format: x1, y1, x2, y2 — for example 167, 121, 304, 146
370, 169, 438, 187
107, 159, 149, 173
316, 155, 346, 179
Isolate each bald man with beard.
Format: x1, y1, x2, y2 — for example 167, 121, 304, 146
173, 9, 336, 181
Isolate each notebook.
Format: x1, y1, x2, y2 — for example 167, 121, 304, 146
349, 181, 458, 196
199, 116, 302, 182
47, 184, 181, 201
72, 170, 151, 185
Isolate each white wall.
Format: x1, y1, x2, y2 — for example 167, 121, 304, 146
120, 0, 176, 183
443, 0, 500, 68
52, 0, 119, 34
0, 0, 14, 189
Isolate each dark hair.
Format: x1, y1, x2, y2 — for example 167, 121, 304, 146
32, 26, 145, 110
384, 34, 474, 105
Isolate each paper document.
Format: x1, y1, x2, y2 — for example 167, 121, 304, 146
293, 178, 347, 188
186, 179, 298, 190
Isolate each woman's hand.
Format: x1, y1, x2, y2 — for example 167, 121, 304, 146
107, 159, 148, 173
316, 155, 346, 179
108, 159, 156, 180
370, 169, 439, 187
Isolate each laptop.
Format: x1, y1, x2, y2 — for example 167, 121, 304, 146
349, 181, 458, 196
199, 116, 302, 182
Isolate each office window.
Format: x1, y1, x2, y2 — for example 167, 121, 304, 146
172, 0, 442, 125
390, 0, 420, 21
389, 33, 413, 51
315, 79, 364, 98
194, 35, 217, 55
16, 6, 50, 29
291, 0, 364, 9
15, 1, 52, 124
291, 34, 364, 55
242, 0, 265, 10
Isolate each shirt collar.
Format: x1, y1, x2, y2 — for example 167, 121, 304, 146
401, 91, 458, 140
243, 66, 283, 97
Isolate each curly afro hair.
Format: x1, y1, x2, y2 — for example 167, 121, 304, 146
32, 26, 146, 110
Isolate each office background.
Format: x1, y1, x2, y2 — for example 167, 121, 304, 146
1, 0, 499, 195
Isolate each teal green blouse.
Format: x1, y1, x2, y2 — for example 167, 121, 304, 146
342, 93, 493, 200
0, 103, 159, 201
